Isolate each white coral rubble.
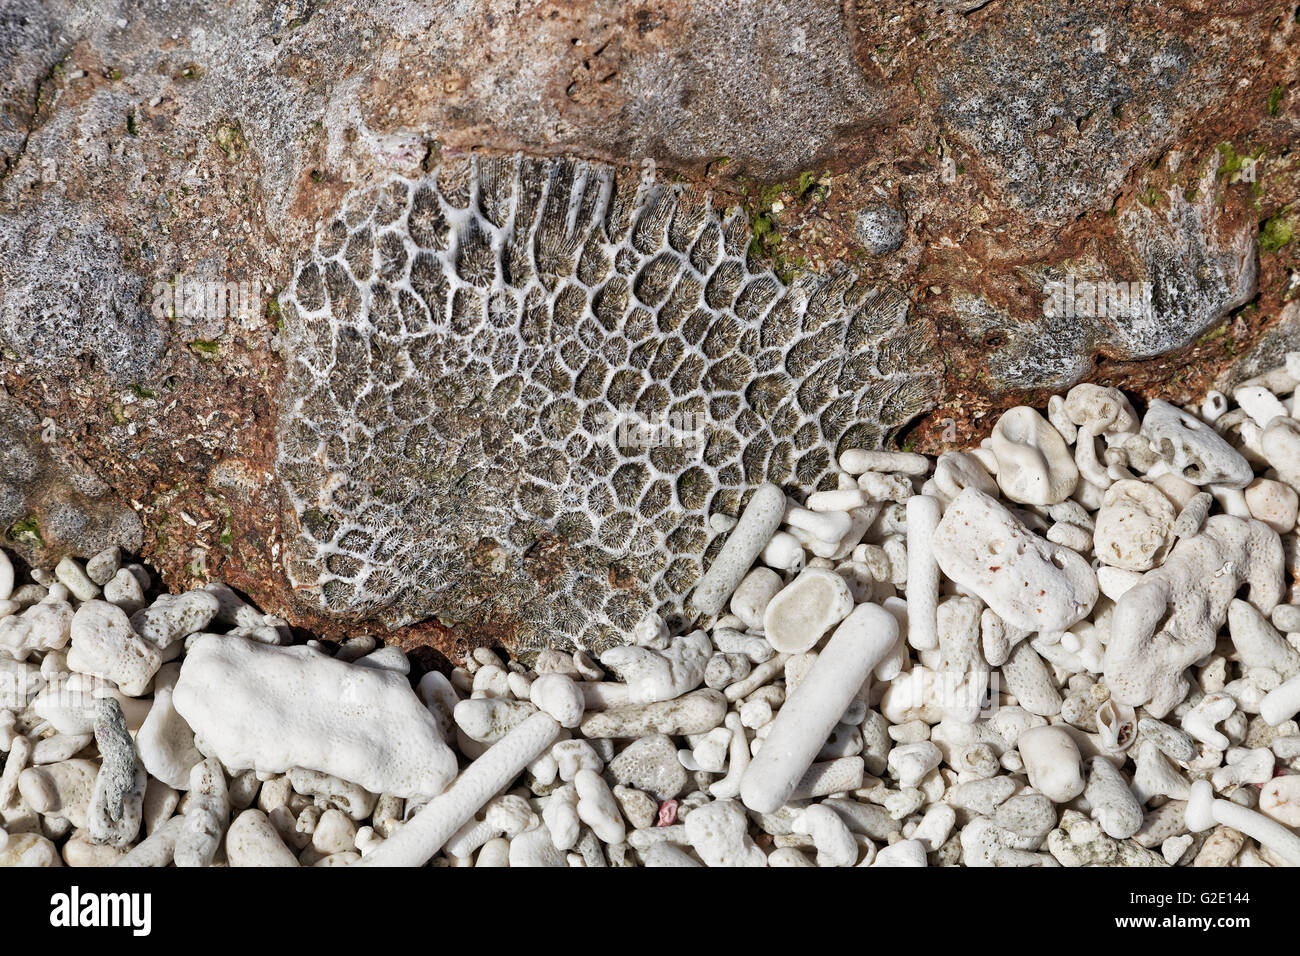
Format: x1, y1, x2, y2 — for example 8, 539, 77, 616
7, 361, 1300, 867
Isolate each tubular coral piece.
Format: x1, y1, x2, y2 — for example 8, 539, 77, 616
360, 713, 561, 867
740, 604, 898, 814
708, 712, 751, 800
1185, 779, 1300, 866
90, 697, 135, 822
87, 698, 146, 848
936, 596, 989, 723
174, 758, 229, 868
1172, 492, 1213, 540
905, 495, 941, 650
691, 484, 787, 618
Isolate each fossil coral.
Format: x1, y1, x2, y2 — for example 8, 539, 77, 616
276, 156, 937, 651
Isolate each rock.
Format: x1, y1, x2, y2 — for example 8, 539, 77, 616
796, 803, 858, 866
0, 832, 61, 867
136, 683, 204, 791
578, 689, 728, 739
102, 568, 145, 615
643, 842, 701, 867
172, 635, 456, 799
599, 630, 712, 704
84, 547, 121, 587
933, 488, 1097, 632
1093, 479, 1176, 571
62, 834, 126, 867
704, 652, 751, 690
762, 567, 854, 653
1000, 641, 1063, 719
1258, 776, 1300, 828
1233, 385, 1290, 428
528, 674, 584, 729
284, 769, 378, 822
992, 794, 1057, 849
575, 769, 625, 845
1047, 810, 1166, 867
66, 600, 162, 697
990, 406, 1078, 505
1084, 757, 1143, 840
1245, 478, 1298, 534
1104, 515, 1284, 717
1017, 727, 1085, 804
1227, 599, 1300, 679
871, 839, 927, 868
684, 799, 766, 867
728, 567, 784, 631
853, 204, 905, 255
0, 390, 143, 569
612, 785, 658, 831
18, 759, 98, 828
1261, 416, 1300, 493
453, 698, 538, 744
1139, 399, 1253, 487
311, 809, 359, 855
130, 591, 221, 650
55, 557, 100, 602
552, 740, 604, 782
0, 599, 72, 661
226, 808, 300, 867
608, 734, 688, 801
508, 826, 566, 868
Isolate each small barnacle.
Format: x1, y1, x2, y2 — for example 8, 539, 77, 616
275, 155, 939, 653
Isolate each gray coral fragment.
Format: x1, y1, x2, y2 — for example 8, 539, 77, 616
88, 697, 145, 847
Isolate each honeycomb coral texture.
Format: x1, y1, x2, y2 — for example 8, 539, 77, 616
276, 156, 937, 652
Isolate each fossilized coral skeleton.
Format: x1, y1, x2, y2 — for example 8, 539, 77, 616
276, 154, 936, 652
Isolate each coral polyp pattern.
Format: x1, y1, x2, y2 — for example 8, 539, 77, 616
275, 155, 937, 652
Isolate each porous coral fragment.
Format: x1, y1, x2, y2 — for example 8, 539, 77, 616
276, 156, 937, 650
